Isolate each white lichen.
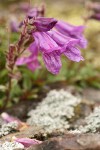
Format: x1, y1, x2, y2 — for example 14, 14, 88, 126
79, 106, 100, 133
0, 141, 24, 150
27, 89, 81, 133
0, 121, 18, 137
69, 129, 81, 134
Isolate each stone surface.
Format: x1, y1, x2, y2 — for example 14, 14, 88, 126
0, 126, 44, 143
26, 134, 100, 150
79, 106, 100, 133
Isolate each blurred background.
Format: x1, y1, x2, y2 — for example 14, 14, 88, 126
0, 0, 100, 105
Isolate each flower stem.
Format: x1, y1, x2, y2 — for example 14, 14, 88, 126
3, 18, 29, 109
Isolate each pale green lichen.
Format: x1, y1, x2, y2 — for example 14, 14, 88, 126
27, 89, 81, 133
0, 141, 24, 150
79, 107, 100, 133
0, 121, 18, 137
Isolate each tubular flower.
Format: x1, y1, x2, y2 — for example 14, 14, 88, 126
33, 32, 62, 74
48, 30, 84, 62
16, 42, 41, 71
55, 20, 87, 48
16, 53, 40, 71
29, 17, 57, 32
33, 32, 60, 53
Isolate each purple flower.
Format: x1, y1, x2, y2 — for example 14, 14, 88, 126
90, 13, 100, 21
48, 30, 84, 62
10, 17, 19, 32
30, 17, 57, 32
27, 7, 39, 18
33, 32, 62, 74
13, 137, 42, 148
16, 54, 40, 71
33, 32, 60, 53
43, 51, 62, 74
19, 2, 30, 12
55, 21, 87, 48
16, 42, 41, 71
27, 5, 45, 18
1, 112, 21, 124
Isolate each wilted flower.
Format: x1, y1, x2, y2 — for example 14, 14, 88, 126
13, 137, 42, 148
1, 112, 21, 124
1, 112, 28, 131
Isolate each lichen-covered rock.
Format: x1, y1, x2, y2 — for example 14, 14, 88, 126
0, 141, 24, 150
79, 106, 100, 133
27, 89, 81, 133
26, 134, 100, 150
0, 122, 18, 137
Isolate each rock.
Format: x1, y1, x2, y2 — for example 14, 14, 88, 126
82, 88, 100, 102
26, 133, 100, 150
79, 106, 100, 133
0, 126, 44, 143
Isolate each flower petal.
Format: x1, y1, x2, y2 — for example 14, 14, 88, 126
16, 42, 40, 71
27, 56, 41, 71
33, 32, 61, 53
55, 21, 85, 36
43, 51, 62, 74
1, 112, 21, 124
14, 137, 42, 148
64, 46, 84, 62
55, 21, 87, 48
48, 30, 79, 52
33, 17, 57, 32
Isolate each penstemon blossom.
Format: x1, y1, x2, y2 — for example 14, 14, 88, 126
16, 8, 87, 75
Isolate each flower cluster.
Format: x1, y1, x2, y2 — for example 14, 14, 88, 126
16, 7, 87, 75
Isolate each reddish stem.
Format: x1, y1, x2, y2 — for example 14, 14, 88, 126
3, 18, 29, 109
